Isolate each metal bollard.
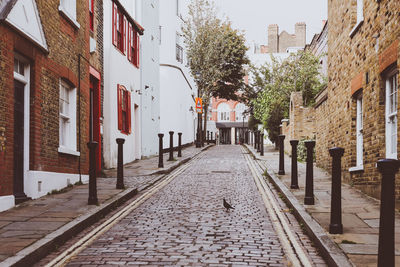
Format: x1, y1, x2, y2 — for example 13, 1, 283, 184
377, 159, 399, 267
304, 140, 315, 205
329, 147, 344, 234
290, 140, 299, 189
116, 138, 125, 189
168, 131, 174, 161
207, 131, 209, 144
158, 133, 164, 168
254, 131, 257, 150
260, 133, 264, 156
211, 132, 213, 143
278, 135, 285, 175
87, 141, 98, 205
257, 131, 261, 152
178, 132, 182, 157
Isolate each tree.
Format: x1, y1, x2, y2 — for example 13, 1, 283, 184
249, 50, 327, 145
182, 0, 249, 142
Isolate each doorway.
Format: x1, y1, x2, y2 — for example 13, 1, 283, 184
13, 55, 30, 204
90, 72, 101, 174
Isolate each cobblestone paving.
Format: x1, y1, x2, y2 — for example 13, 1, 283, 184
67, 146, 287, 266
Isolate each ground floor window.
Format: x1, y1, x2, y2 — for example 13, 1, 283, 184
385, 70, 398, 159
117, 84, 131, 134
356, 95, 363, 166
59, 80, 77, 151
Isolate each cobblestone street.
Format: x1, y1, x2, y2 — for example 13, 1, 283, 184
63, 145, 325, 266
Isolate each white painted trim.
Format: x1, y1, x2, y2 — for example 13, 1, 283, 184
58, 146, 80, 156
14, 54, 30, 199
0, 195, 15, 212
349, 165, 364, 172
26, 170, 88, 199
58, 4, 80, 29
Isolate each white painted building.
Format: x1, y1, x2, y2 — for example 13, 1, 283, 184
140, 0, 160, 158
159, 0, 196, 149
103, 0, 144, 168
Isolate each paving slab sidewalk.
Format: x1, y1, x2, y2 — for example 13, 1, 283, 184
0, 144, 212, 267
246, 144, 400, 267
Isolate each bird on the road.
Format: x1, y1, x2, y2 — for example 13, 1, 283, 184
223, 198, 234, 211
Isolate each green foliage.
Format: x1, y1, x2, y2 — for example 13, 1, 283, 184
182, 0, 249, 105
298, 138, 316, 162
249, 50, 327, 145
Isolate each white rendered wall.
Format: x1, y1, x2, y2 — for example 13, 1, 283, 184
140, 0, 160, 158
103, 0, 142, 168
0, 195, 15, 212
159, 0, 196, 149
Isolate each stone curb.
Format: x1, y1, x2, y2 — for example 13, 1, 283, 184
244, 144, 354, 267
1, 187, 138, 267
2, 144, 214, 267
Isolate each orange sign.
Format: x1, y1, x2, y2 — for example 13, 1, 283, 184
195, 97, 203, 113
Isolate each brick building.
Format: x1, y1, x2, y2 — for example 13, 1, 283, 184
209, 97, 249, 144
315, 0, 400, 201
0, 0, 91, 211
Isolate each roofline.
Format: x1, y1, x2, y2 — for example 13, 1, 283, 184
112, 0, 144, 35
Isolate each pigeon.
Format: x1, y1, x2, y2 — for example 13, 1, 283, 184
223, 198, 234, 211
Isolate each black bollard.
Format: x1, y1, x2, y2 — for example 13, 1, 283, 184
178, 132, 182, 157
304, 140, 315, 205
254, 131, 258, 150
260, 133, 264, 156
211, 132, 213, 143
87, 141, 98, 205
278, 135, 285, 175
377, 159, 399, 267
257, 131, 261, 152
158, 133, 164, 168
116, 138, 125, 189
290, 140, 299, 189
207, 131, 209, 144
329, 147, 344, 234
168, 131, 174, 161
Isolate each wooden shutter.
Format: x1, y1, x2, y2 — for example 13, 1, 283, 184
127, 23, 131, 62
117, 84, 122, 130
123, 16, 127, 55
127, 91, 132, 134
112, 3, 117, 46
136, 33, 140, 67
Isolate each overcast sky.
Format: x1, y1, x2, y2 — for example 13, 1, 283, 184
212, 0, 328, 46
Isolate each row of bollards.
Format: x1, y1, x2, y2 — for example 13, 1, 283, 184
158, 132, 183, 168
277, 134, 400, 267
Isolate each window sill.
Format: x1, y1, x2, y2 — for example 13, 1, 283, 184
58, 5, 80, 29
349, 165, 364, 173
349, 20, 363, 38
58, 146, 80, 157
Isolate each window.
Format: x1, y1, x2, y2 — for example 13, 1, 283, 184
385, 71, 398, 159
128, 23, 140, 67
59, 80, 78, 155
59, 0, 80, 28
176, 32, 183, 63
117, 85, 131, 134
235, 103, 247, 122
350, 0, 364, 37
356, 96, 363, 166
217, 103, 230, 122
112, 2, 126, 54
89, 0, 94, 31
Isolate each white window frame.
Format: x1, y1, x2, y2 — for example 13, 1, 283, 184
356, 95, 363, 167
58, 80, 79, 156
349, 0, 364, 37
217, 103, 230, 122
385, 70, 398, 159
58, 0, 80, 29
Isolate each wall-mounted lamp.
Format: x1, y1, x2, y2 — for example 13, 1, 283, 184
135, 90, 142, 95
144, 85, 149, 89
189, 106, 194, 113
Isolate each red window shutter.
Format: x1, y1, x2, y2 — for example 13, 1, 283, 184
127, 91, 132, 134
123, 16, 127, 55
127, 23, 131, 62
117, 84, 122, 130
136, 32, 140, 67
112, 3, 117, 46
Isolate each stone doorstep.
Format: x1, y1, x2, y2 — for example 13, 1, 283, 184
0, 144, 213, 267
245, 144, 353, 267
